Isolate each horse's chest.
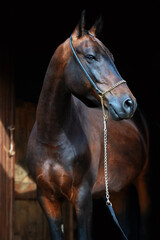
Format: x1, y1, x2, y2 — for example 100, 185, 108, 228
37, 133, 92, 199
37, 160, 73, 200
57, 131, 90, 165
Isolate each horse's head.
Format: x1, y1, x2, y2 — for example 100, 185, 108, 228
65, 12, 137, 120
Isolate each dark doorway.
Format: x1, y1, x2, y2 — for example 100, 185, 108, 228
2, 2, 160, 239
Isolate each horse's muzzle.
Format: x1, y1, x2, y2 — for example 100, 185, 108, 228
108, 95, 137, 120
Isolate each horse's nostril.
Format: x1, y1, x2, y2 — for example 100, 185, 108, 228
123, 98, 133, 113
125, 98, 133, 107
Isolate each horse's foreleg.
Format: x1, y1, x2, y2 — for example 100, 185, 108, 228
134, 169, 151, 240
110, 189, 133, 239
73, 183, 93, 240
37, 188, 63, 240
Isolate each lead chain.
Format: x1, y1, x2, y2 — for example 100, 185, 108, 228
103, 117, 112, 205
99, 95, 112, 206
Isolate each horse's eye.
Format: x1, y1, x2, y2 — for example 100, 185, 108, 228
86, 54, 96, 62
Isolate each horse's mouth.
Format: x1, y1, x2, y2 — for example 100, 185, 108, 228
108, 104, 123, 120
103, 101, 123, 120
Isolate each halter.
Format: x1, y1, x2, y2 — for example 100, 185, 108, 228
69, 35, 126, 118
70, 35, 128, 240
69, 35, 126, 95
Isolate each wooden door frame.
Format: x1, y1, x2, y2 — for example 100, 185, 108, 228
0, 46, 15, 240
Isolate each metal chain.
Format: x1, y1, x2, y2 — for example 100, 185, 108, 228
100, 98, 128, 240
99, 95, 112, 206
103, 116, 112, 205
98, 81, 126, 205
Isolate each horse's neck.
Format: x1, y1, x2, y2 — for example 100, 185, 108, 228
36, 43, 72, 144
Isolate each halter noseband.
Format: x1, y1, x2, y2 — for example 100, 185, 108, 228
69, 35, 126, 98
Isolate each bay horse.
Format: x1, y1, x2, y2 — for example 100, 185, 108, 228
26, 12, 150, 240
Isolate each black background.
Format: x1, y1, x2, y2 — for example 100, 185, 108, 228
1, 1, 160, 239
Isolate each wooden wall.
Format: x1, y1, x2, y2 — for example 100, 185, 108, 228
14, 100, 50, 240
0, 47, 14, 240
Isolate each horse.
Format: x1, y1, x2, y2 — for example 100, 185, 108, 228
26, 12, 150, 240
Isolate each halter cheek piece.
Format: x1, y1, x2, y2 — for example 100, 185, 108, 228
69, 35, 126, 96
70, 35, 128, 240
69, 35, 126, 119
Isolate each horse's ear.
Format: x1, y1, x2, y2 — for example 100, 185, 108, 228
89, 16, 103, 37
72, 10, 86, 40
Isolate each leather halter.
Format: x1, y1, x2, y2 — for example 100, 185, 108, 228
69, 35, 126, 97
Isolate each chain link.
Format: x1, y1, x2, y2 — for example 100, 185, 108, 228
103, 117, 112, 205
99, 95, 112, 206
100, 97, 128, 240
